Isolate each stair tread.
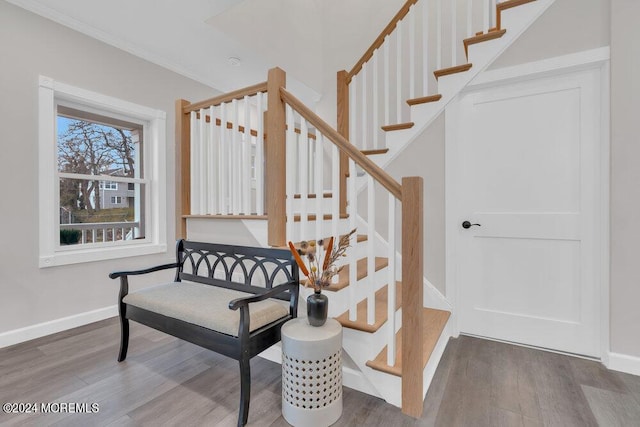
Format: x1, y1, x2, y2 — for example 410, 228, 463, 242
306, 257, 388, 291
292, 193, 333, 199
381, 122, 415, 132
463, 29, 507, 57
361, 148, 389, 156
365, 308, 451, 377
335, 281, 402, 333
407, 94, 442, 106
434, 63, 473, 80
289, 213, 349, 222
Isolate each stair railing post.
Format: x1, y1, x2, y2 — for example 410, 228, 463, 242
175, 99, 191, 239
401, 176, 424, 418
337, 70, 350, 216
266, 67, 287, 247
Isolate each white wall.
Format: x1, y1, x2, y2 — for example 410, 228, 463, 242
0, 0, 218, 339
610, 0, 640, 359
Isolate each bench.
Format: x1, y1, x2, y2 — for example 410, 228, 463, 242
109, 239, 300, 426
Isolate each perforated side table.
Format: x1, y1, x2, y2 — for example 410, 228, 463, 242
281, 318, 343, 427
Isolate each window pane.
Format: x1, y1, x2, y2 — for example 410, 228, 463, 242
57, 113, 142, 179
59, 178, 145, 245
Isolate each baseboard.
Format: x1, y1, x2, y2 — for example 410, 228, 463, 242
608, 352, 640, 377
0, 305, 118, 349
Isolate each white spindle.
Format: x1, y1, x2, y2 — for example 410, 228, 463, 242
92, 228, 96, 243
190, 111, 200, 214
409, 5, 416, 99
242, 96, 251, 214
299, 118, 309, 239
256, 92, 265, 215
491, 0, 497, 28
361, 62, 368, 150
286, 105, 295, 241
112, 228, 116, 242
483, 0, 490, 32
383, 36, 390, 125
372, 50, 379, 149
422, 1, 429, 96
199, 108, 207, 213
348, 158, 358, 321
232, 99, 240, 215
208, 105, 217, 214
219, 103, 227, 213
387, 194, 396, 366
331, 144, 339, 256
396, 19, 403, 123
350, 75, 358, 148
367, 176, 376, 326
451, 0, 457, 66
437, 0, 442, 70
467, 0, 473, 38
315, 133, 324, 245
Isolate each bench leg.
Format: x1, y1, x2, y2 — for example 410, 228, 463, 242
238, 355, 251, 426
118, 316, 129, 362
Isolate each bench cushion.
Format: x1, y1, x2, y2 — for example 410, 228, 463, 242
123, 282, 289, 337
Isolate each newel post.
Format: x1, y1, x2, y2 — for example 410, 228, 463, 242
337, 70, 350, 216
401, 176, 424, 418
266, 67, 287, 247
175, 99, 191, 239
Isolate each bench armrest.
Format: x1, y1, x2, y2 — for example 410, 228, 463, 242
228, 283, 298, 310
109, 263, 179, 280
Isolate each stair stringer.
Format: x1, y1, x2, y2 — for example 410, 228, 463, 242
358, 0, 557, 176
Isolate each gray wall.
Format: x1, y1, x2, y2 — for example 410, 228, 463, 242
0, 0, 218, 334
610, 0, 640, 358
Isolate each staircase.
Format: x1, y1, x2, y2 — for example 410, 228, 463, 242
175, 0, 555, 417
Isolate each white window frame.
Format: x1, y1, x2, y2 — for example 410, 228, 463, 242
101, 181, 118, 191
111, 196, 123, 204
39, 76, 167, 267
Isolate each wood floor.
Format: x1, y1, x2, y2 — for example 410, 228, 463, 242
1, 318, 640, 426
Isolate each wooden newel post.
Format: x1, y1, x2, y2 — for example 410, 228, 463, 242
401, 176, 424, 418
337, 70, 350, 216
266, 67, 287, 247
175, 99, 191, 240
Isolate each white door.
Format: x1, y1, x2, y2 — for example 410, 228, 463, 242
450, 68, 604, 357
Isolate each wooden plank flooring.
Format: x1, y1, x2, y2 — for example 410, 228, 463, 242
1, 320, 639, 426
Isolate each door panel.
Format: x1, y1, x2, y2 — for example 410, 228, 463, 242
453, 69, 602, 357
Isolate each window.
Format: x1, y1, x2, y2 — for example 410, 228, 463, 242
39, 76, 167, 267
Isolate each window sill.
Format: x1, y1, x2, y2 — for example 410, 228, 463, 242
39, 243, 167, 268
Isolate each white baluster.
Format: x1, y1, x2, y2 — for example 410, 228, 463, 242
484, 0, 490, 33
451, 0, 457, 66
208, 105, 218, 214
396, 19, 403, 123
350, 75, 358, 148
387, 194, 397, 366
331, 145, 339, 253
383, 36, 390, 126
243, 95, 251, 214
372, 50, 379, 149
467, 0, 473, 38
367, 176, 376, 325
219, 103, 227, 213
422, 0, 429, 96
409, 5, 416, 100
491, 0, 497, 29
315, 133, 324, 246
286, 104, 295, 241
190, 111, 200, 214
361, 62, 367, 150
199, 108, 207, 213
299, 118, 309, 240
437, 0, 442, 71
256, 92, 265, 215
232, 99, 240, 215
348, 158, 358, 321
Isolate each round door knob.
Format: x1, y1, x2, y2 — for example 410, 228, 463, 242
462, 221, 481, 229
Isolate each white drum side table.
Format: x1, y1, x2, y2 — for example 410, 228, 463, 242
281, 318, 343, 427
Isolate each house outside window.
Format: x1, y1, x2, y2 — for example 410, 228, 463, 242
39, 76, 167, 267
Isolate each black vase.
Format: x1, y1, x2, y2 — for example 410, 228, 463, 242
307, 290, 329, 327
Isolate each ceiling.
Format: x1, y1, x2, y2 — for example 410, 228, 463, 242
7, 0, 322, 103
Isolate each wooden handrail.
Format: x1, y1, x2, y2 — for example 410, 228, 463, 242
280, 87, 402, 200
348, 0, 419, 81
184, 81, 268, 113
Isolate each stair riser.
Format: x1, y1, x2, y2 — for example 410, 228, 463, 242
324, 267, 392, 318
288, 218, 352, 242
